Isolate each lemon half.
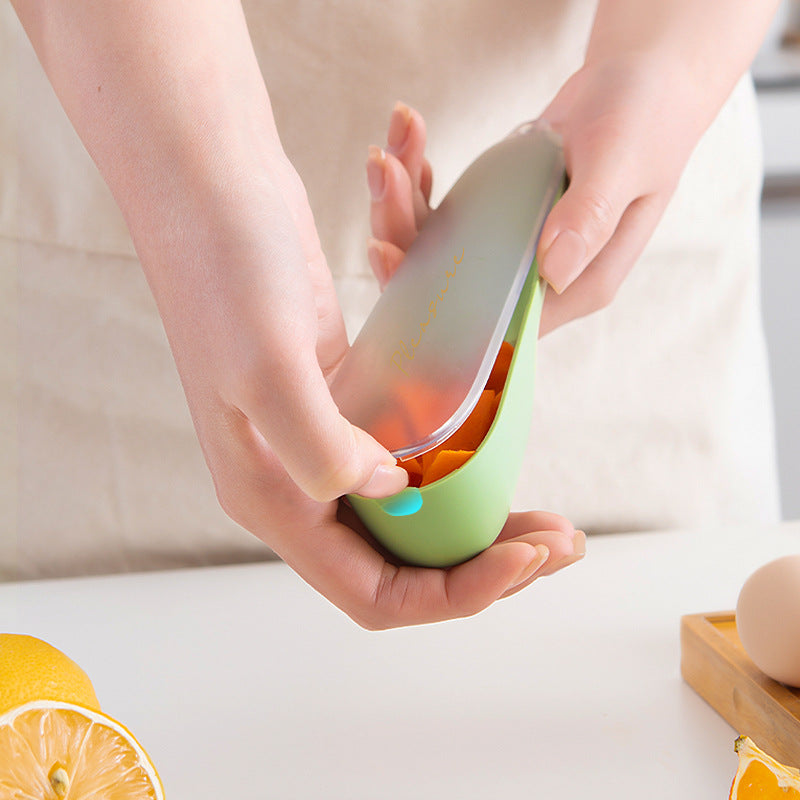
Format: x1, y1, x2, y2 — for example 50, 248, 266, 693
0, 634, 163, 798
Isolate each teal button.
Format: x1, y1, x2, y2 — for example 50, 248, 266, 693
377, 487, 423, 517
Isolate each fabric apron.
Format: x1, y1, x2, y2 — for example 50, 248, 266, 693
0, 0, 780, 579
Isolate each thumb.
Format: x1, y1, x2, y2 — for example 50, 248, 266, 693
245, 355, 408, 503
537, 139, 633, 294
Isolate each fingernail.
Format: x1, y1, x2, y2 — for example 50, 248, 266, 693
367, 146, 386, 201
540, 229, 586, 294
507, 544, 550, 591
387, 101, 411, 154
366, 237, 388, 289
355, 464, 408, 499
548, 530, 587, 572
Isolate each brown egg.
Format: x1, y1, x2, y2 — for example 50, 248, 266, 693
736, 554, 800, 687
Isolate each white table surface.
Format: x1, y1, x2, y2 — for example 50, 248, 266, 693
1, 521, 799, 799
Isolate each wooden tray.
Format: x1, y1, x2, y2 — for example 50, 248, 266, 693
681, 611, 800, 767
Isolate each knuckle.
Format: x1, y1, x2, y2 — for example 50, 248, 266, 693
312, 440, 364, 501
333, 567, 416, 632
307, 466, 360, 503
360, 565, 421, 630
578, 187, 616, 234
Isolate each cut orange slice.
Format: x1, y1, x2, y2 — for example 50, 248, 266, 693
420, 449, 474, 487
394, 341, 514, 485
485, 340, 514, 392
0, 700, 164, 799
729, 735, 800, 799
398, 456, 424, 488
419, 389, 496, 473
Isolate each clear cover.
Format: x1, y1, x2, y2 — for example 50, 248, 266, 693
330, 121, 565, 459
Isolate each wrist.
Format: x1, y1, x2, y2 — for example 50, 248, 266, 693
578, 47, 716, 144
587, 0, 779, 118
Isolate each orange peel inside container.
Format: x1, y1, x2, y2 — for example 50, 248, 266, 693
398, 341, 514, 486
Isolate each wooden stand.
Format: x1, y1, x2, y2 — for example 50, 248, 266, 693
681, 612, 800, 767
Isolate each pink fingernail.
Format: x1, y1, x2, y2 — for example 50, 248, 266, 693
387, 101, 411, 153
367, 146, 386, 201
355, 464, 408, 498
541, 229, 586, 294
547, 531, 587, 572
506, 544, 550, 591
367, 237, 389, 290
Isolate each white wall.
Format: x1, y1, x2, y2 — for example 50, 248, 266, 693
755, 2, 800, 519
760, 195, 800, 519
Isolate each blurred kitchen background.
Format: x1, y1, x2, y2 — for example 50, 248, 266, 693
755, 0, 800, 518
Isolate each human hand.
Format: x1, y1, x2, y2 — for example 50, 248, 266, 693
241, 451, 584, 628
11, 0, 583, 628
366, 75, 701, 336
533, 52, 709, 334
536, 0, 783, 330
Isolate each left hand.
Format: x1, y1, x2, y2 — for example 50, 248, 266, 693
533, 52, 707, 333
368, 57, 706, 336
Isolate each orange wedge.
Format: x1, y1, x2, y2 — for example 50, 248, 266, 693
398, 456, 424, 488
395, 341, 515, 485
729, 736, 800, 799
420, 450, 474, 487
486, 340, 514, 392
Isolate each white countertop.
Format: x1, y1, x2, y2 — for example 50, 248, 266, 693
1, 521, 799, 798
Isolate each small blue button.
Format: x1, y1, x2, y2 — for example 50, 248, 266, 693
377, 487, 423, 517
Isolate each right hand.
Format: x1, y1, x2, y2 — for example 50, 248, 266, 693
11, 0, 583, 628
142, 150, 410, 507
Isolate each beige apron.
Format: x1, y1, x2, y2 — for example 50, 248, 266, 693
0, 1, 780, 579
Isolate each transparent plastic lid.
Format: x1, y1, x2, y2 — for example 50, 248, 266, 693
330, 121, 565, 460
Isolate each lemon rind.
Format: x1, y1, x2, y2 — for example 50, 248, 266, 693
0, 699, 164, 799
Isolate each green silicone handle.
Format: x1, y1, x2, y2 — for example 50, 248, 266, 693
347, 264, 546, 567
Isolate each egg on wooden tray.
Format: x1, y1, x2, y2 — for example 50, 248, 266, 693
736, 554, 800, 688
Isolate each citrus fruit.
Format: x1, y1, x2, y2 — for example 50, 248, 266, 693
0, 633, 163, 798
397, 342, 513, 486
0, 633, 100, 715
729, 735, 800, 799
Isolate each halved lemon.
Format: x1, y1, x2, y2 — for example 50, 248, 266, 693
0, 634, 163, 798
0, 633, 100, 715
729, 735, 800, 799
0, 700, 164, 798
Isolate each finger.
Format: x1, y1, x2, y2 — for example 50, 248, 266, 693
496, 513, 578, 585
536, 530, 587, 579
278, 509, 553, 629
241, 350, 408, 503
269, 159, 349, 375
367, 146, 418, 251
536, 136, 638, 294
495, 509, 575, 542
386, 101, 431, 228
498, 527, 574, 575
419, 157, 433, 206
500, 531, 587, 600
366, 237, 406, 291
538, 192, 665, 336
